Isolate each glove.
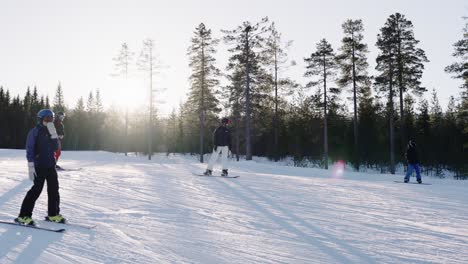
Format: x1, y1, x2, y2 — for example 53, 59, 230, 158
46, 122, 58, 139
28, 162, 37, 181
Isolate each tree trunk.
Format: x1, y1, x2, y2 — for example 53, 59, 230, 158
397, 24, 406, 157
148, 46, 153, 161
274, 50, 279, 162
352, 38, 359, 170
389, 64, 395, 174
245, 29, 252, 160
235, 111, 240, 162
200, 38, 205, 163
125, 108, 128, 156
323, 55, 329, 170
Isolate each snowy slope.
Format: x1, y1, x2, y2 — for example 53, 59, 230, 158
0, 149, 467, 264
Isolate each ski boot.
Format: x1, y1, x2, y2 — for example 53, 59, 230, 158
203, 169, 212, 176
15, 216, 34, 226
221, 169, 228, 177
404, 179, 409, 183
417, 179, 422, 184
46, 215, 67, 223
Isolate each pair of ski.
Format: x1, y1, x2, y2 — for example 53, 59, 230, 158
0, 218, 96, 233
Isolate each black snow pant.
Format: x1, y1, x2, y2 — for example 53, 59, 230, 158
19, 167, 60, 217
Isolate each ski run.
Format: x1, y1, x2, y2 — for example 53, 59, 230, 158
1, 149, 467, 263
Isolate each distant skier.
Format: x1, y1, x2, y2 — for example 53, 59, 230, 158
54, 111, 66, 170
404, 139, 422, 184
204, 117, 232, 176
15, 109, 66, 225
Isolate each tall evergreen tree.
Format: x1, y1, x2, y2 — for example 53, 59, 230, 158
223, 66, 245, 161
375, 17, 398, 174
137, 38, 160, 160
357, 79, 380, 168
95, 89, 104, 113
445, 17, 468, 94
222, 17, 269, 160
71, 97, 86, 149
445, 17, 468, 152
336, 19, 370, 170
53, 82, 66, 112
403, 94, 416, 141
416, 99, 430, 171
263, 21, 295, 161
86, 92, 94, 113
112, 42, 134, 156
304, 39, 339, 169
30, 86, 41, 126
382, 13, 429, 153
187, 23, 221, 163
429, 89, 444, 174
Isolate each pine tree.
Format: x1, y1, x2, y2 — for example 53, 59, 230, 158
30, 86, 41, 126
445, 17, 468, 152
177, 104, 185, 153
86, 92, 95, 113
263, 21, 295, 161
382, 13, 429, 153
112, 42, 134, 156
445, 17, 468, 94
72, 97, 86, 149
336, 19, 370, 170
187, 23, 221, 162
0, 87, 6, 147
429, 89, 444, 175
416, 99, 430, 172
112, 42, 134, 79
403, 94, 416, 141
137, 38, 160, 160
222, 17, 270, 160
375, 17, 398, 174
94, 89, 104, 149
166, 108, 178, 154
23, 87, 33, 133
223, 67, 245, 161
357, 79, 380, 168
53, 82, 66, 112
304, 39, 339, 169
45, 96, 50, 108
95, 89, 104, 113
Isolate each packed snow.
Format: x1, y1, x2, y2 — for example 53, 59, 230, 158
0, 149, 467, 264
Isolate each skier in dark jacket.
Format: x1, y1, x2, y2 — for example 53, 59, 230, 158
15, 109, 66, 225
54, 111, 66, 170
404, 139, 422, 183
204, 117, 232, 176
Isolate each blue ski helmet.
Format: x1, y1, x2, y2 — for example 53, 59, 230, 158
37, 109, 55, 122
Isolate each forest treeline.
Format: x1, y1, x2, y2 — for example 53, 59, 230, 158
0, 14, 466, 177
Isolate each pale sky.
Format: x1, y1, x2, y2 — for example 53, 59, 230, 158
0, 0, 466, 116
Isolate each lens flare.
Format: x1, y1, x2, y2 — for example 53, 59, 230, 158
331, 160, 345, 179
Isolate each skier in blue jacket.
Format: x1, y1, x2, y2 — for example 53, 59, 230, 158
404, 139, 422, 184
15, 109, 66, 225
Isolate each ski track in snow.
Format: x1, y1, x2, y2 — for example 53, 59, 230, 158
0, 149, 467, 264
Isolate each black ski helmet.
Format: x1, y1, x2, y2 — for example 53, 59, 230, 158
221, 117, 230, 125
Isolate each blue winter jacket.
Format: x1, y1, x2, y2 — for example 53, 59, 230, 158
26, 124, 59, 168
